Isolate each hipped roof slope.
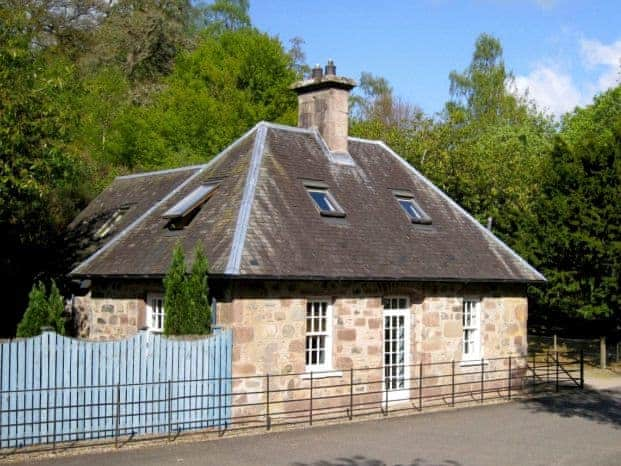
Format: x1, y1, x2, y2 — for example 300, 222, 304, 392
70, 122, 544, 283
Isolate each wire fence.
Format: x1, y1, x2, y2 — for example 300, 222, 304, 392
0, 352, 582, 455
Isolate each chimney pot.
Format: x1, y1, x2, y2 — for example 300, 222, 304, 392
324, 59, 336, 76
311, 65, 323, 79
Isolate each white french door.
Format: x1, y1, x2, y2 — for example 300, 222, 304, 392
383, 297, 410, 402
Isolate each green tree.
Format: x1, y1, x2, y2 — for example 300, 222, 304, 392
108, 27, 298, 169
424, 34, 554, 241
16, 281, 66, 337
525, 86, 621, 326
1, 4, 87, 335
201, 0, 250, 32
163, 244, 211, 335
89, 0, 196, 85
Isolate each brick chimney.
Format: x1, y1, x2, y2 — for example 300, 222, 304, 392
291, 60, 356, 154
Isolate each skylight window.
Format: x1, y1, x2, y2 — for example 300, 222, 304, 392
95, 205, 130, 239
305, 185, 345, 218
163, 183, 218, 220
394, 192, 431, 225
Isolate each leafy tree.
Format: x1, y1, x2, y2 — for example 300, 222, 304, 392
1, 4, 86, 335
89, 0, 196, 85
163, 244, 211, 335
108, 27, 298, 169
201, 0, 250, 32
16, 281, 66, 337
423, 34, 554, 241
524, 86, 621, 327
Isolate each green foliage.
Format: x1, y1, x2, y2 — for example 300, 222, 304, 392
352, 34, 554, 245
524, 86, 621, 323
107, 27, 297, 169
201, 0, 251, 32
163, 244, 211, 335
16, 281, 66, 337
91, 0, 196, 85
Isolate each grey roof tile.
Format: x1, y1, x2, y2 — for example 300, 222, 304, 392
70, 123, 543, 283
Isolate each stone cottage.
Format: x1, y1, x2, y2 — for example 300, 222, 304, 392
68, 62, 544, 409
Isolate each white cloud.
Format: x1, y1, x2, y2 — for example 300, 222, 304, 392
580, 38, 621, 92
513, 66, 584, 116
513, 38, 620, 117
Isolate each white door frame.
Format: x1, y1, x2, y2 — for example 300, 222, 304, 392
382, 296, 411, 403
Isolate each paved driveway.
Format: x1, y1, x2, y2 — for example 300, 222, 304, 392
12, 386, 621, 466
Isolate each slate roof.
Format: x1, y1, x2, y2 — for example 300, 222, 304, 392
69, 122, 545, 283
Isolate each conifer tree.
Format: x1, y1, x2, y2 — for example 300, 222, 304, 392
16, 281, 66, 337
163, 244, 211, 335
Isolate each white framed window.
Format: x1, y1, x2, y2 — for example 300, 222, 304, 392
146, 293, 165, 333
462, 299, 481, 361
305, 300, 332, 372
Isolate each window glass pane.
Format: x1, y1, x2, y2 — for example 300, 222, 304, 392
399, 298, 406, 309
398, 199, 421, 220
309, 191, 335, 212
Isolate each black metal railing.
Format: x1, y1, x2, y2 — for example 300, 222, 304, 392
0, 352, 583, 455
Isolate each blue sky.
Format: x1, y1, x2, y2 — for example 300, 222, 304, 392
250, 1, 621, 117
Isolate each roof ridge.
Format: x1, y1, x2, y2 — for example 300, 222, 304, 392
376, 141, 546, 282
260, 121, 314, 134
225, 124, 268, 274
347, 136, 383, 144
115, 164, 207, 180
71, 123, 262, 277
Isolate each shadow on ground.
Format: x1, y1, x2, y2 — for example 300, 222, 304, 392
291, 456, 462, 466
520, 387, 621, 428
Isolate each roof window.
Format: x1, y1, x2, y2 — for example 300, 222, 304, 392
95, 205, 130, 239
304, 182, 345, 218
163, 182, 219, 229
394, 192, 431, 225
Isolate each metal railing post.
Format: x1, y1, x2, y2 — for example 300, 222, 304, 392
218, 377, 223, 433
451, 360, 455, 407
52, 390, 57, 450
546, 351, 550, 385
508, 356, 512, 400
115, 384, 120, 448
555, 351, 560, 392
349, 368, 353, 421
532, 352, 537, 393
580, 350, 584, 390
384, 370, 388, 416
167, 380, 172, 441
0, 392, 3, 450
418, 362, 423, 411
480, 359, 484, 403
266, 374, 270, 431
309, 371, 313, 426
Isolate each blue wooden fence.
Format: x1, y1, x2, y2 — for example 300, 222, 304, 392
0, 329, 232, 449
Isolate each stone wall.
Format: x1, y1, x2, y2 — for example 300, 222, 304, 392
71, 279, 162, 340
217, 280, 528, 423
73, 278, 528, 422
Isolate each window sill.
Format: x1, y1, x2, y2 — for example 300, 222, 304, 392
460, 359, 488, 367
300, 370, 343, 379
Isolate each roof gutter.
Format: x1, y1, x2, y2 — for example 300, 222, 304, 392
71, 272, 544, 285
